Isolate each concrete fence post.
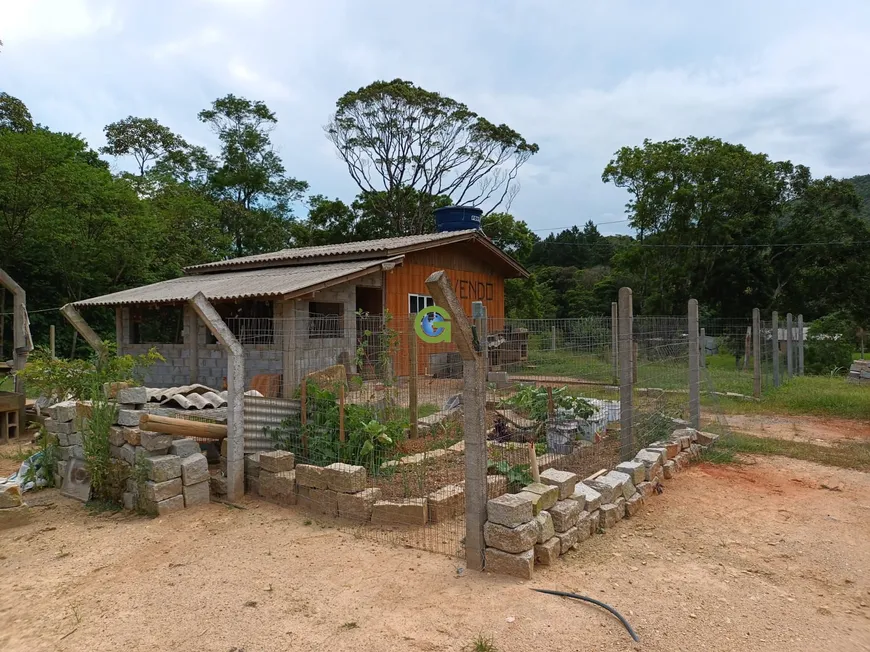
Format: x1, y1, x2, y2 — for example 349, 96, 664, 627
688, 299, 700, 429
611, 301, 618, 382
618, 287, 634, 460
699, 327, 706, 368
752, 308, 761, 398
797, 314, 805, 376
190, 292, 245, 502
426, 271, 485, 572
551, 324, 556, 352
786, 312, 794, 379
772, 311, 780, 388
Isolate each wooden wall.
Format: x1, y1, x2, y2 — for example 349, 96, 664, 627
385, 246, 507, 377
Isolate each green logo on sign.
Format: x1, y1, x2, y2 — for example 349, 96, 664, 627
414, 306, 452, 343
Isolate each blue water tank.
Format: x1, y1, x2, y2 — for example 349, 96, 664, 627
434, 205, 483, 232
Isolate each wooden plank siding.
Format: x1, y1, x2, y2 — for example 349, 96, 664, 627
385, 247, 506, 378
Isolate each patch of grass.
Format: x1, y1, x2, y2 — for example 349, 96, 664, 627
340, 621, 358, 630
465, 634, 498, 652
710, 432, 870, 471
0, 445, 36, 463
709, 375, 870, 419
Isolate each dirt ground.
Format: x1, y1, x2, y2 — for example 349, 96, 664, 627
723, 413, 870, 447
3, 436, 870, 650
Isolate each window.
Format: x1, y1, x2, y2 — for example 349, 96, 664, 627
409, 294, 435, 314
309, 301, 344, 338
207, 300, 274, 345
131, 305, 184, 344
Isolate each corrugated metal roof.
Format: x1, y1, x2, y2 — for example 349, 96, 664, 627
74, 259, 395, 307
184, 230, 481, 274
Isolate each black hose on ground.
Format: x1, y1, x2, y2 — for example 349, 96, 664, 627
532, 588, 640, 642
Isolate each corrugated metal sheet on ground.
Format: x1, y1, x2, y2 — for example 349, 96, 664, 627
73, 259, 397, 307
243, 395, 300, 453
144, 385, 263, 410
185, 230, 478, 273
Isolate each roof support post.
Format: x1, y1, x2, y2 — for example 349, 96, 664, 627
189, 292, 245, 502
425, 271, 486, 572
61, 303, 107, 362
0, 269, 33, 396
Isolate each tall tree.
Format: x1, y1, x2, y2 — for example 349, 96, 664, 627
199, 94, 308, 255
480, 213, 538, 265
326, 79, 538, 235
100, 116, 188, 177
0, 92, 33, 133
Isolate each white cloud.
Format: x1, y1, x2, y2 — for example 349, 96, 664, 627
0, 0, 117, 42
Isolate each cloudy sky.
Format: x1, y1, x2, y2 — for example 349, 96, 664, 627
3, 0, 870, 236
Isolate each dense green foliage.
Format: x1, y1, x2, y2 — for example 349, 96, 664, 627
804, 313, 855, 375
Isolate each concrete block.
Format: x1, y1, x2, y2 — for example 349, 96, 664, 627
606, 470, 635, 500
678, 435, 691, 450
70, 445, 85, 460
643, 447, 668, 465
539, 468, 578, 499
427, 483, 464, 523
122, 492, 135, 510
323, 462, 366, 493
615, 461, 646, 485
585, 474, 623, 505
548, 499, 581, 533
144, 494, 185, 516
696, 431, 719, 446
337, 487, 382, 521
260, 450, 296, 473
170, 438, 201, 458
144, 478, 182, 502
0, 484, 23, 509
300, 487, 338, 517
555, 526, 579, 554
614, 497, 626, 520
0, 505, 31, 530
625, 493, 644, 517
295, 464, 327, 489
183, 480, 210, 507
116, 409, 141, 427
535, 511, 555, 544
534, 537, 561, 566
486, 475, 508, 497
672, 427, 698, 443
521, 482, 558, 511
46, 400, 77, 423
259, 470, 297, 505
486, 548, 534, 579
636, 481, 656, 498
119, 443, 136, 465
514, 490, 544, 515
108, 426, 127, 447
587, 510, 599, 536
57, 432, 80, 447
209, 474, 228, 496
371, 499, 428, 526
123, 427, 141, 446
633, 450, 663, 481
487, 493, 534, 527
244, 453, 261, 478
140, 431, 173, 452
45, 418, 75, 435
181, 453, 209, 485
108, 444, 124, 460
145, 455, 182, 482
116, 386, 147, 405
575, 511, 594, 544
663, 460, 675, 479
598, 503, 620, 530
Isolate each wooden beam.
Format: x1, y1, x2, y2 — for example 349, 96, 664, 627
61, 303, 107, 359
424, 270, 478, 362
139, 413, 227, 439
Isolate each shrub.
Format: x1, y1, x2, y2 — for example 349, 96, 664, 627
805, 314, 854, 376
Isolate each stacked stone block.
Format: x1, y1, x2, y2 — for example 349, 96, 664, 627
483, 426, 718, 578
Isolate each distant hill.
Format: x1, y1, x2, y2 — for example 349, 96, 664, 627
846, 174, 870, 218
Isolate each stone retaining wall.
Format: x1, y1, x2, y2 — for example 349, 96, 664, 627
482, 427, 719, 579
46, 386, 212, 515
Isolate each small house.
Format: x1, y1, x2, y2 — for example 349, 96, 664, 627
74, 225, 527, 395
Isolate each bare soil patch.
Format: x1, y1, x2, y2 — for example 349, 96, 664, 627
723, 413, 870, 447
3, 448, 870, 651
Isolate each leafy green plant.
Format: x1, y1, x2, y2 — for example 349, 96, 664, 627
805, 314, 855, 376
498, 384, 594, 423
18, 345, 163, 401
487, 460, 532, 493
465, 634, 498, 652
358, 420, 393, 470
82, 386, 118, 502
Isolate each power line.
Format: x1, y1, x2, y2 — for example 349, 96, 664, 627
529, 239, 870, 249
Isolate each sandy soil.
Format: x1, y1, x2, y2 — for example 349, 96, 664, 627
2, 449, 869, 651
723, 413, 870, 447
